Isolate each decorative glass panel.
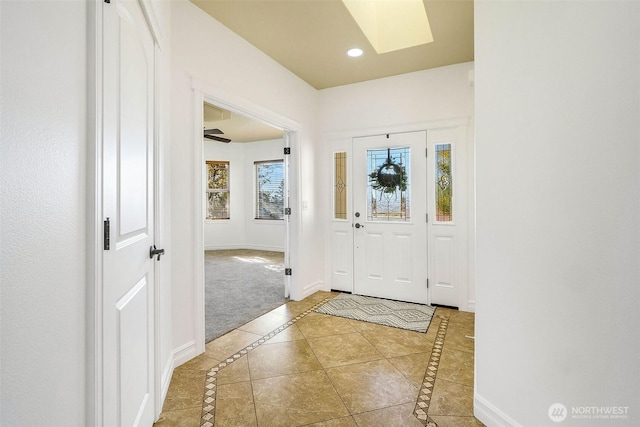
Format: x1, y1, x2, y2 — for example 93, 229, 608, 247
206, 161, 229, 219
334, 152, 347, 220
255, 160, 284, 220
435, 143, 452, 222
367, 147, 410, 221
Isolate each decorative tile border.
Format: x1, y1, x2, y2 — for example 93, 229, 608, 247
199, 299, 450, 427
413, 312, 450, 426
200, 297, 334, 427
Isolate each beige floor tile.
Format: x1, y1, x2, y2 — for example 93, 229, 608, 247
177, 353, 220, 372
387, 352, 431, 388
442, 328, 474, 354
305, 416, 358, 427
352, 402, 424, 427
264, 323, 305, 344
270, 300, 316, 319
161, 367, 207, 412
238, 311, 289, 336
359, 326, 434, 358
326, 359, 418, 414
252, 370, 349, 426
307, 332, 384, 368
424, 315, 443, 343
296, 312, 358, 338
248, 339, 322, 380
305, 290, 339, 303
437, 348, 474, 386
434, 307, 457, 318
429, 379, 474, 417
214, 381, 258, 426
446, 319, 474, 338
205, 329, 262, 361
429, 415, 485, 427
153, 406, 202, 427
448, 310, 476, 324
216, 354, 251, 385
156, 295, 478, 426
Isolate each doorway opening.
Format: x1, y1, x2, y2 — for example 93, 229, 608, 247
201, 100, 291, 342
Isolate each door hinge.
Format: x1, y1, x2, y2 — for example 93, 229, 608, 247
426, 148, 428, 157
284, 147, 291, 155
427, 278, 429, 288
426, 213, 429, 223
104, 218, 110, 250
284, 207, 292, 215
285, 268, 292, 276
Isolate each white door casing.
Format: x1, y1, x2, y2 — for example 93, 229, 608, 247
353, 131, 429, 304
102, 0, 157, 425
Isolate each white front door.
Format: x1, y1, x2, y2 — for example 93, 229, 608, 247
353, 132, 428, 304
102, 0, 157, 425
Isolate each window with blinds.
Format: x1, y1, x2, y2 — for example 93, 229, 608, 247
255, 160, 284, 220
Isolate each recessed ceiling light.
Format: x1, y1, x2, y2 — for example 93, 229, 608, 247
347, 48, 363, 58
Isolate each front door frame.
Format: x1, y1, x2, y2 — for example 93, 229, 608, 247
190, 79, 302, 357
325, 117, 473, 311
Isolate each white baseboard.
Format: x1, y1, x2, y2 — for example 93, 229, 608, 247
475, 393, 522, 427
172, 340, 199, 368
467, 300, 476, 312
160, 357, 174, 404
204, 244, 284, 252
301, 280, 326, 299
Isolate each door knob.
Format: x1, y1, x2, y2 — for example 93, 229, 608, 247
150, 245, 165, 261
355, 223, 364, 229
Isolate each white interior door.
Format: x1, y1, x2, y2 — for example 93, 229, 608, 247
353, 132, 428, 304
103, 0, 157, 425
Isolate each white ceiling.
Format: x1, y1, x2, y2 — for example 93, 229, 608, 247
196, 0, 474, 142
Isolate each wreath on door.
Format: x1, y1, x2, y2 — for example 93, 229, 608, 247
369, 148, 407, 195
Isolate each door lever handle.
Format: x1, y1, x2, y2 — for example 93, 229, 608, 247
150, 245, 165, 261
355, 223, 364, 229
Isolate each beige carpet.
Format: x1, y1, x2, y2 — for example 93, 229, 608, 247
205, 249, 286, 342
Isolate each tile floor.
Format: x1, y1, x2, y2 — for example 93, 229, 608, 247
154, 291, 484, 427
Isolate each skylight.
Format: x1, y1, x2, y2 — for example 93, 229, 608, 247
342, 0, 434, 54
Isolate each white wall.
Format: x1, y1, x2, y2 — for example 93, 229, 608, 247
319, 63, 474, 132
318, 63, 476, 308
0, 1, 87, 425
170, 0, 321, 363
475, 2, 640, 426
204, 139, 285, 252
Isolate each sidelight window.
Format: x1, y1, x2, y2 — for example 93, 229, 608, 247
435, 143, 453, 222
334, 152, 347, 220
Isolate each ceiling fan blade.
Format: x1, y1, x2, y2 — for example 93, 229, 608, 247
204, 134, 231, 143
204, 128, 224, 136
